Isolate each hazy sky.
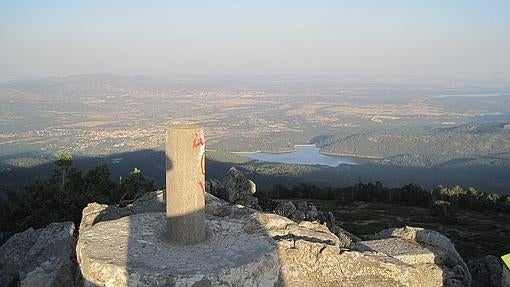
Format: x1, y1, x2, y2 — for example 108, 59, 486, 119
1, 1, 509, 81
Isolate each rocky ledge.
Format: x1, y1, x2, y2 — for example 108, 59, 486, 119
76, 188, 471, 286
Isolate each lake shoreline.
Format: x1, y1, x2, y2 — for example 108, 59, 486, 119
233, 145, 360, 167
232, 145, 382, 162
233, 144, 316, 155
318, 151, 383, 160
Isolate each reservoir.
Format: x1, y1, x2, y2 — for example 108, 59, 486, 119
238, 145, 358, 167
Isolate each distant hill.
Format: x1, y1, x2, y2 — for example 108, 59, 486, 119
0, 74, 166, 98
318, 122, 510, 167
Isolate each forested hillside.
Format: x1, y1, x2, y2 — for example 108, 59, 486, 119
318, 122, 510, 167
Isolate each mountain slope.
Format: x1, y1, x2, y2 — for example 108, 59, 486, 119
318, 122, 510, 167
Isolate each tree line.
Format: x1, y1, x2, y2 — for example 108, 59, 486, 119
257, 182, 510, 214
0, 152, 157, 237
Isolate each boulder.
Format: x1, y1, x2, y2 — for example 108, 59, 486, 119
20, 222, 76, 287
469, 255, 503, 287
273, 200, 360, 247
305, 203, 319, 221
274, 201, 297, 217
235, 196, 261, 210
207, 167, 261, 210
129, 189, 165, 214
355, 237, 446, 265
289, 209, 306, 221
330, 224, 360, 248
81, 190, 166, 233
0, 228, 41, 271
503, 263, 510, 287
293, 201, 320, 221
205, 179, 225, 198
247, 179, 257, 195
280, 200, 323, 222
0, 228, 41, 286
0, 222, 75, 287
223, 167, 249, 202
80, 203, 119, 232
469, 258, 491, 287
485, 255, 503, 287
258, 212, 442, 286
374, 226, 471, 286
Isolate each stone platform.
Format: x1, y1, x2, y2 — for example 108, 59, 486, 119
76, 191, 471, 287
77, 212, 279, 287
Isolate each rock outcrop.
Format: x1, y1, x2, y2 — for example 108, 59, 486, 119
274, 200, 321, 222
78, 189, 467, 286
2, 167, 474, 286
372, 226, 471, 286
79, 190, 166, 233
207, 167, 261, 210
77, 209, 279, 286
274, 199, 360, 248
0, 222, 76, 287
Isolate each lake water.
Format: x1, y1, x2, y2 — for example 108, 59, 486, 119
238, 146, 358, 167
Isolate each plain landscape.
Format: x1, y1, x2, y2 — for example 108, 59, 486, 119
1, 74, 509, 193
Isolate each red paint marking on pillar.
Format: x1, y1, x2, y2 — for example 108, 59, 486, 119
198, 178, 206, 201
192, 132, 205, 149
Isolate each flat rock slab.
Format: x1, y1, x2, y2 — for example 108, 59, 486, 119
77, 212, 279, 287
357, 237, 445, 265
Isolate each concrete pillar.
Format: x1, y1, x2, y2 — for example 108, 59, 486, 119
166, 124, 206, 244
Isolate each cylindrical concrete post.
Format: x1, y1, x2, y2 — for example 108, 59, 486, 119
166, 124, 206, 244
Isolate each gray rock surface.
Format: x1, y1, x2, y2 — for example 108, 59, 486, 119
374, 226, 471, 286
469, 259, 491, 287
80, 203, 115, 232
0, 222, 75, 287
355, 237, 447, 265
469, 255, 504, 287
274, 201, 297, 217
80, 190, 166, 234
289, 209, 306, 221
77, 210, 279, 286
78, 193, 456, 287
485, 255, 503, 287
484, 255, 503, 287
0, 228, 41, 286
129, 189, 165, 214
260, 212, 443, 286
291, 201, 320, 221
274, 200, 360, 248
503, 264, 510, 287
207, 167, 261, 210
